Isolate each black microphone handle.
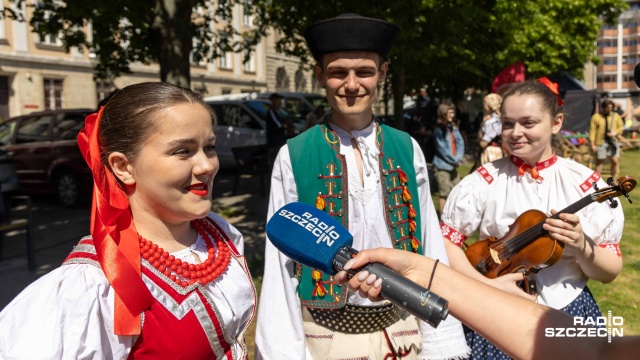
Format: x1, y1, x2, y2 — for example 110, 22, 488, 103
333, 247, 449, 328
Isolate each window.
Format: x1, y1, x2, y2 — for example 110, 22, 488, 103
212, 104, 261, 129
219, 48, 233, 70
52, 114, 85, 141
16, 115, 53, 143
275, 67, 288, 91
95, 80, 115, 106
243, 51, 255, 72
243, 12, 253, 26
604, 57, 616, 65
44, 78, 63, 110
295, 69, 306, 92
35, 1, 63, 46
242, 0, 253, 26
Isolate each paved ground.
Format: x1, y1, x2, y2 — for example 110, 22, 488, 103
0, 169, 269, 310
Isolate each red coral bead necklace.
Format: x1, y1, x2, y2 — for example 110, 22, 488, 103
139, 218, 231, 287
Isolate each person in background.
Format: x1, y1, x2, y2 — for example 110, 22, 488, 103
255, 13, 468, 360
266, 93, 289, 162
432, 103, 465, 213
478, 93, 505, 165
0, 82, 256, 359
589, 99, 624, 180
304, 104, 328, 132
335, 248, 638, 360
441, 81, 624, 359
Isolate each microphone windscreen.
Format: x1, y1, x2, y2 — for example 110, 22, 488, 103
635, 63, 640, 88
266, 202, 353, 274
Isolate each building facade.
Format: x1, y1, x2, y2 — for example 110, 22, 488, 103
0, 1, 319, 121
595, 0, 640, 102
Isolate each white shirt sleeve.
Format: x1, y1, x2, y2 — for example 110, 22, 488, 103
255, 146, 312, 360
441, 171, 488, 240
0, 264, 132, 360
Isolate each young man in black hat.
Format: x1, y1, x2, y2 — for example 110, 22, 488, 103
256, 14, 469, 360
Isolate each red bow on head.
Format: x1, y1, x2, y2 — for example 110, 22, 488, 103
77, 107, 154, 335
536, 77, 564, 106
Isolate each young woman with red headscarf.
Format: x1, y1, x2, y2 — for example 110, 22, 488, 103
0, 82, 256, 359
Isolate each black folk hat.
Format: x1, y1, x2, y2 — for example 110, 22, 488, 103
303, 13, 401, 62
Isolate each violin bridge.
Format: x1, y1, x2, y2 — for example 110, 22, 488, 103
489, 248, 502, 264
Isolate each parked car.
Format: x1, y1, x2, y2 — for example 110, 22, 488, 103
254, 92, 328, 121
205, 99, 294, 168
0, 109, 94, 207
205, 92, 328, 122
0, 149, 18, 194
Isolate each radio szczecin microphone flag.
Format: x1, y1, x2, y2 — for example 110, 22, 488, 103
266, 202, 449, 328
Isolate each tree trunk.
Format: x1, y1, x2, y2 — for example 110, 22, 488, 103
391, 65, 405, 131
154, 0, 193, 87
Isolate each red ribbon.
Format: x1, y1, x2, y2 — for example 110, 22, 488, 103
77, 108, 154, 335
536, 77, 564, 106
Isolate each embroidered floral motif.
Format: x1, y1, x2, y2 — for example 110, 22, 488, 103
440, 222, 466, 247
598, 243, 621, 257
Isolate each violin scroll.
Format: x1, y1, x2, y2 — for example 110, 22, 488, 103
592, 176, 636, 206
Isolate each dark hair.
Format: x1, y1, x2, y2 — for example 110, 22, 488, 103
601, 99, 615, 111
99, 82, 216, 166
317, 52, 385, 70
501, 81, 562, 119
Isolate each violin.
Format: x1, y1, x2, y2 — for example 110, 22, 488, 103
465, 176, 636, 293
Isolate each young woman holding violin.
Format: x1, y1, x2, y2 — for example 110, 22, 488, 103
440, 81, 625, 359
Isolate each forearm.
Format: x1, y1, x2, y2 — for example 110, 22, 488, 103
573, 242, 622, 283
425, 259, 618, 360
444, 240, 490, 284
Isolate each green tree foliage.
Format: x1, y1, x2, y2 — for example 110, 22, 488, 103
254, 0, 626, 127
492, 0, 627, 79
2, 0, 627, 104
3, 0, 269, 87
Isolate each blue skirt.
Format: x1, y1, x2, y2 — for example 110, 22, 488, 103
463, 287, 602, 360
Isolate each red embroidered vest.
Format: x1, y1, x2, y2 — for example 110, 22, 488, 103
63, 222, 253, 360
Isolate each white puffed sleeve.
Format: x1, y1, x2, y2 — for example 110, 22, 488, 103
440, 171, 490, 246
0, 264, 132, 360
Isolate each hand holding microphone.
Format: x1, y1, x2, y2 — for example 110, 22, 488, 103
266, 202, 449, 328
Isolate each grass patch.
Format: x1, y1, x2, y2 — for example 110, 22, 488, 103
587, 148, 640, 335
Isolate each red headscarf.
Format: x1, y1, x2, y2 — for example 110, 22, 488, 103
536, 77, 564, 106
77, 107, 154, 335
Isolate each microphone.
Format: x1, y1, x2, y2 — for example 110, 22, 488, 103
266, 202, 449, 328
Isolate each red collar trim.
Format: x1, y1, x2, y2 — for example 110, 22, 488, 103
510, 154, 558, 171
510, 154, 557, 181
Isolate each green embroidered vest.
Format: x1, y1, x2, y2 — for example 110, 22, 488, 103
288, 121, 424, 309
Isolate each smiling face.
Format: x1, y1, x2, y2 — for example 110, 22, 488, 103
124, 103, 219, 224
501, 94, 563, 164
314, 51, 387, 128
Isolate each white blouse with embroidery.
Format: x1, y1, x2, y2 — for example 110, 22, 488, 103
440, 156, 625, 309
0, 212, 255, 360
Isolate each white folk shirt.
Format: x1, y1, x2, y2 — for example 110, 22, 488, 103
440, 156, 624, 309
255, 122, 469, 360
0, 213, 255, 360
